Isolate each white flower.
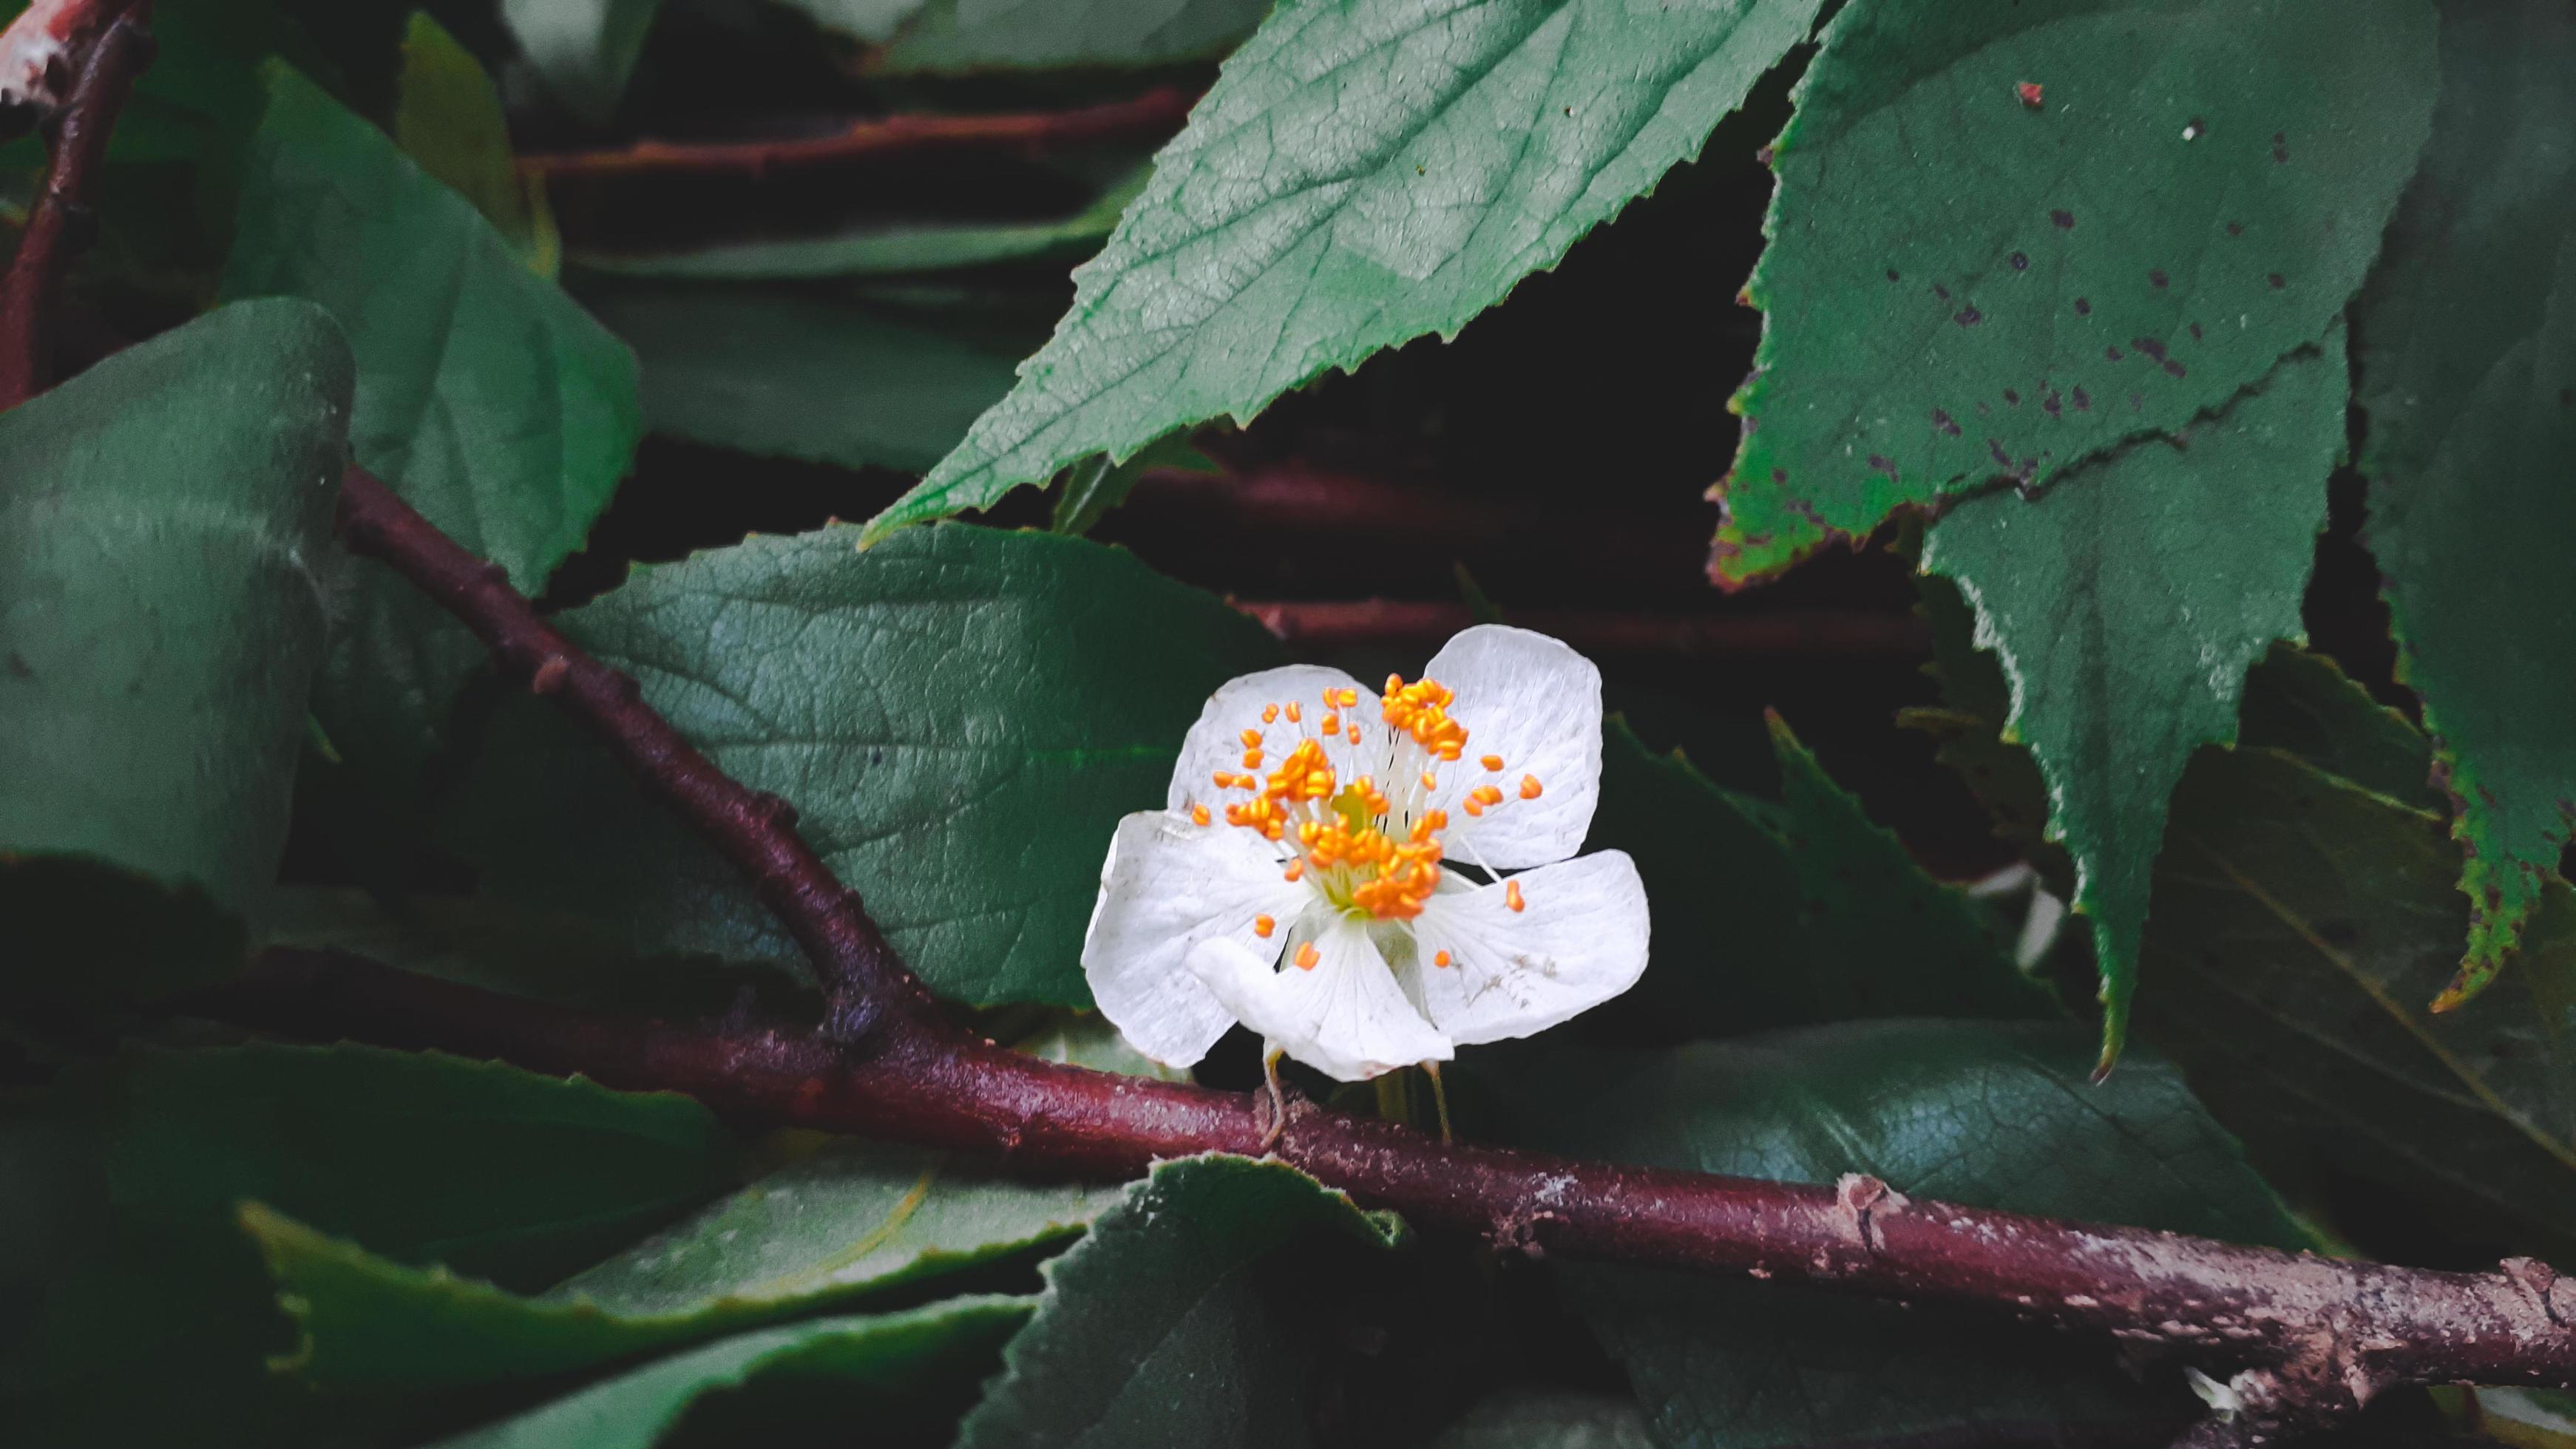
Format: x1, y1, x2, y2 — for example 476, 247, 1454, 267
1081, 624, 1650, 1083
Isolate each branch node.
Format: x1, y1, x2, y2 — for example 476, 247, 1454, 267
529, 656, 571, 696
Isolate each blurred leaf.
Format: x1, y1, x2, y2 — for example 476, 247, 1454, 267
864, 0, 1827, 540
2233, 642, 2442, 814
574, 166, 1145, 281
221, 64, 641, 820
776, 0, 926, 46
1425, 1389, 1656, 1449
1710, 0, 2433, 581
395, 11, 559, 275
1492, 1021, 2301, 1449
581, 285, 1032, 474
875, 0, 1270, 74
956, 1155, 1404, 1449
424, 1299, 1034, 1449
0, 299, 350, 1001
246, 1137, 1115, 1390
501, 0, 661, 126
261, 888, 803, 1016
1048, 429, 1219, 536
1008, 1008, 1193, 1079
0, 1043, 733, 1443
453, 524, 1281, 1007
1584, 716, 2045, 1040
2135, 745, 2576, 1258
2354, 0, 2576, 1005
1919, 339, 2346, 1068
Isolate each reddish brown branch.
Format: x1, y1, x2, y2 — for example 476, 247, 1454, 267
0, 0, 147, 407
517, 86, 1194, 183
221, 946, 2576, 1419
333, 468, 942, 1042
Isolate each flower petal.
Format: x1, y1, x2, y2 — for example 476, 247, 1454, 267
1398, 851, 1649, 1047
1082, 810, 1310, 1068
1420, 625, 1602, 869
1187, 917, 1451, 1082
1167, 663, 1375, 815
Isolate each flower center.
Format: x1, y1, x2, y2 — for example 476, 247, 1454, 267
1193, 675, 1545, 931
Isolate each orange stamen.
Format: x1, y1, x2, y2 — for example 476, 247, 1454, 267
1321, 713, 1340, 735
1481, 754, 1505, 771
1434, 949, 1452, 968
1471, 784, 1505, 807
1520, 773, 1543, 800
1505, 880, 1525, 912
1254, 914, 1275, 938
1420, 770, 1437, 790
1242, 749, 1264, 769
1285, 702, 1302, 723
1261, 704, 1279, 724
1239, 728, 1264, 748
1190, 804, 1210, 827
1463, 798, 1485, 818
1294, 940, 1320, 970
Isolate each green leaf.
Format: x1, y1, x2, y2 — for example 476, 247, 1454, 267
501, 0, 662, 126
1710, 0, 2434, 583
1, 1042, 733, 1442
1493, 1021, 2301, 1449
424, 1300, 1035, 1449
878, 0, 1270, 74
1426, 1389, 1656, 1449
261, 888, 801, 1017
2232, 642, 2444, 815
580, 285, 1033, 475
0, 299, 352, 1000
1918, 339, 2346, 1068
862, 0, 1828, 540
1584, 716, 2046, 1039
1007, 1008, 1194, 1079
453, 524, 1281, 1006
245, 1136, 1114, 1391
1048, 429, 1221, 536
2135, 744, 2576, 1257
221, 64, 642, 816
395, 11, 560, 275
574, 167, 1146, 281
2353, 0, 2576, 1006
956, 1154, 1404, 1449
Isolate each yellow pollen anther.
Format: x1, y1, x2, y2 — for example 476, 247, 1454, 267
1381, 674, 1469, 761
1321, 713, 1340, 735
1481, 754, 1505, 772
1346, 724, 1363, 744
1471, 784, 1505, 807
1505, 880, 1526, 913
1242, 749, 1264, 769
1239, 728, 1264, 748
1420, 770, 1438, 790
1261, 704, 1279, 724
1520, 773, 1543, 800
1190, 804, 1211, 827
1284, 858, 1305, 881
1434, 949, 1452, 968
1295, 940, 1321, 970
1462, 798, 1485, 818
1284, 702, 1301, 723
1213, 771, 1235, 787
1254, 914, 1275, 938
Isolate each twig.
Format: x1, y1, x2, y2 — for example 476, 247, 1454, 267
1236, 598, 1928, 657
216, 946, 2576, 1411
0, 0, 147, 407
517, 86, 1193, 183
333, 468, 941, 1042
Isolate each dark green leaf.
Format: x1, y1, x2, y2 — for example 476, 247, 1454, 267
1712, 0, 2433, 582
2137, 744, 2576, 1257
395, 11, 558, 274
878, 0, 1270, 74
581, 285, 1032, 475
453, 524, 1281, 1006
863, 0, 1828, 540
424, 1300, 1035, 1449
0, 299, 351, 1000
574, 167, 1145, 281
220, 63, 641, 816
1048, 430, 1221, 536
2233, 642, 2441, 814
1494, 1021, 2300, 1449
501, 0, 662, 126
1919, 339, 2346, 1066
1585, 716, 2045, 1040
1426, 1389, 1656, 1449
956, 1154, 1404, 1449
245, 1136, 1114, 1390
2354, 0, 2576, 1005
0, 1043, 733, 1443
